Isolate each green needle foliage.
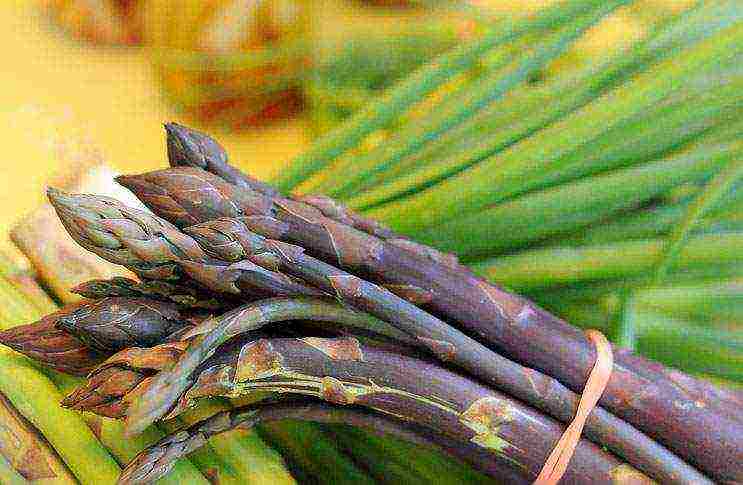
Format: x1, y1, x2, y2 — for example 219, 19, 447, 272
279, 0, 743, 387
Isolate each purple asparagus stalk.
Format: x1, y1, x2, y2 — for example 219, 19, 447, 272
71, 276, 230, 310
119, 399, 529, 485
121, 336, 656, 485
55, 297, 190, 353
47, 190, 717, 484
46, 187, 323, 300
164, 122, 280, 198
0, 296, 194, 375
116, 166, 742, 482
62, 342, 188, 418
163, 122, 462, 268
0, 301, 103, 376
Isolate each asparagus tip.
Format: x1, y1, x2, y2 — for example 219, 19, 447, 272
0, 327, 19, 347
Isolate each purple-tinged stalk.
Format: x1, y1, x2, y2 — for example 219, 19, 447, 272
56, 297, 191, 353
46, 188, 322, 300
71, 277, 231, 310
164, 122, 280, 198
62, 342, 188, 418
123, 336, 654, 485
120, 399, 528, 485
0, 301, 105, 376
145, 216, 715, 484
163, 122, 460, 268
0, 295, 201, 375
116, 167, 742, 482
47, 191, 712, 484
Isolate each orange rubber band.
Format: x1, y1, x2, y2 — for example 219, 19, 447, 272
534, 330, 614, 485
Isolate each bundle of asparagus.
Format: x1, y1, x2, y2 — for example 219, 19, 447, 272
3, 1, 741, 482
276, 0, 743, 392
2, 118, 737, 484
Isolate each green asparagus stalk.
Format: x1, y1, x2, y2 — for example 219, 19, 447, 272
0, 352, 119, 483
0, 392, 77, 485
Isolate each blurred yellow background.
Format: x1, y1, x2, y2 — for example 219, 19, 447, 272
0, 1, 311, 248
0, 0, 681, 249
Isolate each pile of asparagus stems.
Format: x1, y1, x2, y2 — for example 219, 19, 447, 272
1, 124, 739, 484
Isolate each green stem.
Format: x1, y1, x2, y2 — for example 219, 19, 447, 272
273, 0, 617, 191
417, 133, 741, 258
655, 157, 743, 282
472, 232, 743, 290
344, 0, 743, 210
0, 351, 120, 484
375, 22, 743, 233
259, 421, 374, 485
319, 2, 625, 199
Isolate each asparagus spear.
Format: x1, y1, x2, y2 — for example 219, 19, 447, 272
5, 237, 296, 484
46, 190, 710, 484
0, 281, 122, 483
119, 337, 655, 484
9, 166, 138, 304
165, 122, 279, 198
55, 297, 191, 353
121, 400, 527, 485
71, 276, 231, 310
0, 275, 213, 485
0, 392, 77, 485
113, 167, 742, 481
163, 122, 462, 269
165, 123, 424, 248
0, 302, 103, 376
163, 122, 485, 484
0, 296, 199, 375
